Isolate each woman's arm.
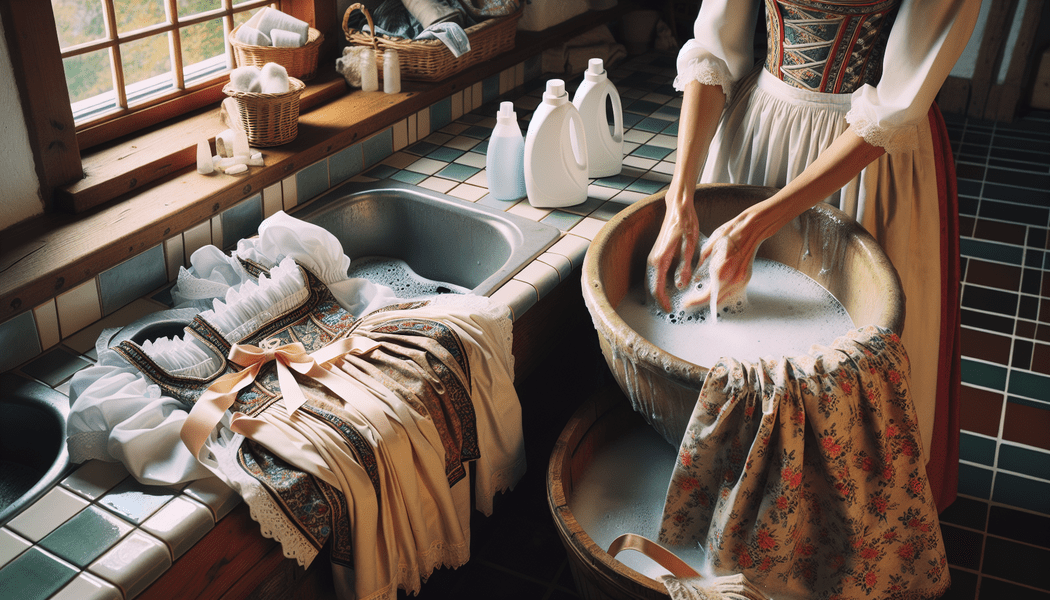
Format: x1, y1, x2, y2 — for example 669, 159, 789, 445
646, 79, 725, 312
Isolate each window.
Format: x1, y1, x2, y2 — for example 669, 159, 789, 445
54, 0, 273, 147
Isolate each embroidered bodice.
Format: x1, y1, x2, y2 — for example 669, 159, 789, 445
763, 0, 900, 94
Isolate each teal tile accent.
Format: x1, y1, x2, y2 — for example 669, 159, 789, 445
662, 121, 679, 135
98, 477, 175, 525
406, 141, 441, 156
633, 117, 671, 133
593, 174, 635, 190
391, 170, 428, 185
559, 196, 606, 217
959, 238, 1024, 265
960, 432, 996, 466
471, 139, 490, 155
1007, 394, 1050, 410
329, 143, 363, 185
626, 176, 669, 194
0, 547, 77, 600
39, 506, 132, 568
98, 244, 167, 317
463, 126, 491, 141
428, 146, 464, 162
1008, 370, 1050, 402
961, 358, 1008, 390
623, 113, 643, 128
631, 145, 673, 161
540, 210, 584, 232
993, 472, 1050, 514
221, 194, 262, 249
653, 106, 679, 121
362, 128, 393, 168
363, 164, 398, 180
482, 75, 499, 103
625, 99, 662, 115
982, 536, 1050, 591
430, 97, 452, 130
998, 444, 1050, 481
295, 160, 329, 204
21, 347, 91, 387
0, 311, 42, 372
436, 163, 480, 182
958, 463, 993, 498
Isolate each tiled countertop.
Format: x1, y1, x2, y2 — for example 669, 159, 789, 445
0, 52, 682, 600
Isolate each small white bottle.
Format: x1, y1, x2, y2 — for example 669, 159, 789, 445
383, 50, 401, 94
572, 58, 623, 178
524, 79, 588, 208
486, 101, 526, 202
360, 49, 378, 92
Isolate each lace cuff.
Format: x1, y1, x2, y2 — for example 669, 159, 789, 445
674, 57, 734, 100
845, 106, 921, 155
68, 431, 113, 465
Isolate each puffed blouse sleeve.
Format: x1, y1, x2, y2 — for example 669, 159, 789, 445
846, 0, 980, 153
674, 0, 761, 97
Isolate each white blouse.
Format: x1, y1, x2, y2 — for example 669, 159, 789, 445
675, 0, 981, 153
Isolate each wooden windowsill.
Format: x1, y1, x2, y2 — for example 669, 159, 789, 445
0, 5, 637, 323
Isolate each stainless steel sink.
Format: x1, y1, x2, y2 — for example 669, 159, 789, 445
0, 373, 70, 527
292, 179, 561, 297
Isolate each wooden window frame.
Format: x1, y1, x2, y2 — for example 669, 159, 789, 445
0, 0, 335, 214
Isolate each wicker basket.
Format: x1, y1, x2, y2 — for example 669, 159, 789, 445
342, 2, 522, 83
230, 24, 323, 81
222, 78, 305, 146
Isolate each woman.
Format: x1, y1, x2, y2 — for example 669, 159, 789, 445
647, 0, 980, 510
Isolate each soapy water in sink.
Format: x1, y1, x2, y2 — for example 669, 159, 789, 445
618, 258, 854, 366
348, 257, 471, 298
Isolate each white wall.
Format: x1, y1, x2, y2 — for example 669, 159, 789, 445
0, 14, 44, 231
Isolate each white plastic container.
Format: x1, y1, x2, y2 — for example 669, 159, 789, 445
524, 79, 588, 208
383, 50, 401, 94
486, 101, 527, 202
572, 58, 623, 178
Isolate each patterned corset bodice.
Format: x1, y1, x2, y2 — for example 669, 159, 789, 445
764, 0, 900, 94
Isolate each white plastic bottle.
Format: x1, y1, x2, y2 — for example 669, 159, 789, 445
486, 101, 527, 202
524, 79, 588, 208
572, 58, 623, 178
383, 50, 401, 94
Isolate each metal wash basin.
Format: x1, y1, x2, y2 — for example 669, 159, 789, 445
0, 373, 70, 527
293, 179, 562, 297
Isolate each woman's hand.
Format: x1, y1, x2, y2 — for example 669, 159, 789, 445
647, 192, 701, 313
680, 211, 764, 311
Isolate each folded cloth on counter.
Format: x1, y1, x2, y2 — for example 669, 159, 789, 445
659, 326, 948, 600
457, 0, 520, 19
347, 0, 476, 55
67, 211, 526, 600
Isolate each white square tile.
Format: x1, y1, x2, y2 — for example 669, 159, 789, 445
508, 200, 550, 221
33, 299, 60, 351
392, 119, 409, 151
418, 177, 457, 194
488, 279, 537, 321
423, 131, 453, 146
624, 129, 655, 144
7, 487, 90, 542
586, 184, 619, 201
142, 496, 215, 560
649, 134, 677, 149
453, 151, 486, 169
643, 92, 673, 105
416, 108, 431, 138
0, 528, 31, 569
447, 184, 487, 202
62, 460, 130, 501
446, 135, 480, 151
407, 157, 447, 175
182, 477, 241, 522
465, 171, 488, 188
536, 252, 573, 280
547, 234, 591, 270
56, 279, 102, 339
653, 160, 675, 175
513, 260, 560, 300
183, 220, 212, 264
613, 190, 650, 203
281, 175, 298, 211
382, 151, 420, 169
50, 572, 123, 600
623, 156, 658, 171
262, 183, 283, 217
89, 531, 172, 599
163, 234, 184, 281
623, 142, 641, 156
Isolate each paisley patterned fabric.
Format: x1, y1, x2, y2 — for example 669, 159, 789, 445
660, 326, 948, 600
764, 0, 900, 94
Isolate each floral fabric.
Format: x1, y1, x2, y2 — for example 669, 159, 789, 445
660, 326, 948, 600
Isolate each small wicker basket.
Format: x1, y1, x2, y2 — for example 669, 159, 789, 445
222, 78, 305, 147
229, 24, 324, 81
342, 2, 522, 83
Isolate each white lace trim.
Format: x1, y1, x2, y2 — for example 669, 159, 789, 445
67, 431, 111, 465
212, 438, 320, 568
205, 258, 308, 338
675, 57, 734, 101
428, 293, 515, 377
845, 108, 921, 155
474, 455, 527, 516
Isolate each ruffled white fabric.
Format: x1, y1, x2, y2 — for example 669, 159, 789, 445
676, 0, 980, 154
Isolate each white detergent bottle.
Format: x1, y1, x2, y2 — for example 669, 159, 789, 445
572, 58, 623, 178
486, 101, 527, 201
524, 79, 588, 208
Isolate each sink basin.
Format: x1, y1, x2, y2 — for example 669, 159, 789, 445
292, 179, 562, 297
0, 373, 71, 527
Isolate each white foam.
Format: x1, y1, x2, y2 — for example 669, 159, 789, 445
347, 256, 471, 298
619, 258, 853, 365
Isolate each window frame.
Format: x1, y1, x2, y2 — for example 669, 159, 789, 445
0, 0, 335, 214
